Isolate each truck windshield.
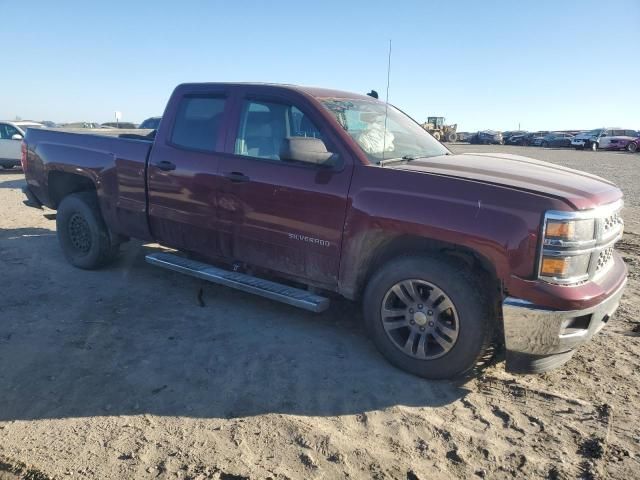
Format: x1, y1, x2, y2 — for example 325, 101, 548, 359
319, 98, 449, 163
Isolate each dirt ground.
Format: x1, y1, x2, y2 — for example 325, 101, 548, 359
0, 145, 638, 479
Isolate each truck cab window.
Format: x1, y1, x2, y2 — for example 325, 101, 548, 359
170, 96, 226, 152
235, 100, 325, 160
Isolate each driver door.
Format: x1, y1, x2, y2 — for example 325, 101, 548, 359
216, 93, 353, 287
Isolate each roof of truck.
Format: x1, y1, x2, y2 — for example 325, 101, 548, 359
178, 82, 373, 100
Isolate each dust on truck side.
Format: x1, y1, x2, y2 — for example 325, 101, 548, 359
21, 83, 627, 379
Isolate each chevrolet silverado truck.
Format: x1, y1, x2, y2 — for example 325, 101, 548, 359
21, 83, 628, 379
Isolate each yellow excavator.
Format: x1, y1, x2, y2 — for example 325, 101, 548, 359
421, 117, 458, 142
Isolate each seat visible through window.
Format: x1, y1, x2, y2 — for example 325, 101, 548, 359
235, 101, 325, 161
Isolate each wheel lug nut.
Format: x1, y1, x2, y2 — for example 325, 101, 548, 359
409, 309, 414, 314
420, 327, 425, 331
418, 304, 423, 309
428, 321, 434, 327
410, 320, 415, 325
427, 310, 433, 316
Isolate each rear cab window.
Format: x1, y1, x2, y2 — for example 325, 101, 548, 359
170, 96, 227, 152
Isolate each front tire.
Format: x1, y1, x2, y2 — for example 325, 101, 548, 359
363, 255, 494, 379
589, 141, 598, 151
56, 192, 119, 269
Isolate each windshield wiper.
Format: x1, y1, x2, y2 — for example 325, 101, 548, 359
378, 152, 450, 166
378, 155, 411, 166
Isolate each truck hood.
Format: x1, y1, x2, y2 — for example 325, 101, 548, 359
392, 152, 621, 210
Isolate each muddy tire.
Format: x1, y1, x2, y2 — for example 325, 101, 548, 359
56, 192, 119, 269
363, 255, 493, 379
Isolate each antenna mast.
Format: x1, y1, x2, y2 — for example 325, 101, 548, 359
382, 39, 392, 159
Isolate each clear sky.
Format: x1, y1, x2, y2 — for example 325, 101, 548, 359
1, 0, 638, 131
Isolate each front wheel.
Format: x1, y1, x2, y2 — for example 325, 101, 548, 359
363, 255, 494, 379
589, 141, 598, 151
56, 192, 119, 269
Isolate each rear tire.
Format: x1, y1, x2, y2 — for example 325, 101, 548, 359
627, 142, 638, 153
56, 192, 119, 269
1, 165, 14, 170
362, 255, 494, 379
447, 132, 457, 142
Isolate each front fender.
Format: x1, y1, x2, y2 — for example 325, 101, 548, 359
338, 166, 566, 298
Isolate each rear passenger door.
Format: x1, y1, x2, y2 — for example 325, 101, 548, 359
147, 89, 232, 255
216, 92, 353, 287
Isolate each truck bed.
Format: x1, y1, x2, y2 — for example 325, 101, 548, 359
24, 127, 155, 240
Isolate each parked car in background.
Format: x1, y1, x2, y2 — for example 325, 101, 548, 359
507, 131, 549, 146
598, 130, 639, 152
0, 121, 44, 169
530, 133, 548, 146
61, 122, 103, 129
570, 128, 618, 151
523, 131, 549, 146
505, 132, 527, 145
469, 130, 504, 144
139, 116, 162, 129
540, 132, 574, 148
102, 122, 138, 129
502, 130, 527, 143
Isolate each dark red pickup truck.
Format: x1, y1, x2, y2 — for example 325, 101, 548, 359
22, 83, 627, 379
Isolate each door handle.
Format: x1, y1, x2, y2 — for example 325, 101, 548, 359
156, 160, 176, 171
223, 171, 250, 183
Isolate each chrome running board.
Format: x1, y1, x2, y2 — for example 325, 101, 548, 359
145, 252, 330, 313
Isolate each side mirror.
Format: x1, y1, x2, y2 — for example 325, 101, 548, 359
11, 134, 23, 140
280, 137, 336, 166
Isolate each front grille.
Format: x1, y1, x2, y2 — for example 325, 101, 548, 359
595, 247, 614, 272
601, 211, 623, 238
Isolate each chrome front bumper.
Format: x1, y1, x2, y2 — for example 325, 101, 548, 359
502, 278, 627, 373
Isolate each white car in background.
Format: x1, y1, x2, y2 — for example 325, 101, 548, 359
0, 121, 44, 169
598, 129, 639, 151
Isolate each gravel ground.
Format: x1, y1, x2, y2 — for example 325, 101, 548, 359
0, 146, 639, 479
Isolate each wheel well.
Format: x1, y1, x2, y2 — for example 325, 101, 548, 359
357, 235, 501, 301
48, 171, 96, 208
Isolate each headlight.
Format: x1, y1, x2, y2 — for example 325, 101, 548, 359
544, 218, 595, 246
538, 202, 623, 285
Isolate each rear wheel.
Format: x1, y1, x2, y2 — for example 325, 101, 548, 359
1, 165, 14, 170
363, 255, 494, 379
56, 192, 119, 269
447, 132, 457, 142
627, 142, 638, 153
541, 141, 549, 148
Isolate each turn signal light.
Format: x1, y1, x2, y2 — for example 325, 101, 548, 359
540, 257, 568, 276
546, 221, 574, 239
